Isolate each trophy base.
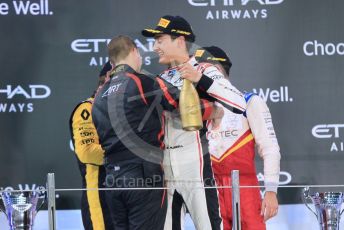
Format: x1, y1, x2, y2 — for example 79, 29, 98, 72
319, 223, 340, 230
10, 227, 33, 230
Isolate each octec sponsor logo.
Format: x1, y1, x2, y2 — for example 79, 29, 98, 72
187, 0, 284, 20
70, 38, 155, 66
208, 130, 239, 139
312, 124, 344, 152
252, 86, 293, 103
303, 40, 344, 56
0, 84, 51, 113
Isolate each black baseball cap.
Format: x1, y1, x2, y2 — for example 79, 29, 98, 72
141, 15, 196, 42
194, 46, 232, 74
99, 61, 112, 77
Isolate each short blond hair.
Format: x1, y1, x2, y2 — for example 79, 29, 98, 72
108, 35, 137, 64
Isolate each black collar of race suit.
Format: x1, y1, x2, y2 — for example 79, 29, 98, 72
110, 64, 136, 77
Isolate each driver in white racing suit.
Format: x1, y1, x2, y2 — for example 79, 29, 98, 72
142, 15, 246, 230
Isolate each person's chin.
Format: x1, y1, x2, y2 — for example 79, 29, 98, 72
158, 57, 169, 65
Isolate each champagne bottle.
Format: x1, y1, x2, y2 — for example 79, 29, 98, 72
179, 79, 203, 131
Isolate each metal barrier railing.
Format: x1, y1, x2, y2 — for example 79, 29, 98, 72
2, 172, 344, 230
47, 173, 56, 230
231, 170, 241, 230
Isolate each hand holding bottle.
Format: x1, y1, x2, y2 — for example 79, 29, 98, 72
179, 63, 202, 82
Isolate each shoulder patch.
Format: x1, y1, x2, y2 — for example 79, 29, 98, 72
243, 92, 257, 117
159, 68, 183, 88
244, 92, 257, 103
80, 109, 90, 121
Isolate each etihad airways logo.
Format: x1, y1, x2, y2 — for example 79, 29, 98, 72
312, 124, 344, 152
70, 38, 155, 67
0, 84, 51, 113
187, 0, 284, 20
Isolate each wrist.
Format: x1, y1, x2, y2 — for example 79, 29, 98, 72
265, 181, 279, 194
197, 74, 214, 91
265, 191, 277, 197
195, 71, 202, 82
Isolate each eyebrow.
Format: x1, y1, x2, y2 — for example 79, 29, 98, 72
154, 35, 164, 39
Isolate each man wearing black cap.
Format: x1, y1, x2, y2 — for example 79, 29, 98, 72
195, 46, 281, 230
142, 15, 247, 230
69, 61, 114, 230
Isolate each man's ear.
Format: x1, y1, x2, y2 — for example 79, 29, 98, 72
135, 47, 142, 56
177, 36, 186, 48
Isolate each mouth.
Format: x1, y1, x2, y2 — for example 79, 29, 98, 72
157, 51, 164, 57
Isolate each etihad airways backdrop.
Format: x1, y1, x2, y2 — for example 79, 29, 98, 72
0, 0, 343, 209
